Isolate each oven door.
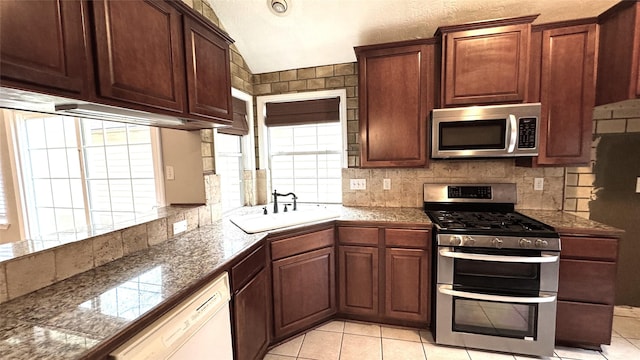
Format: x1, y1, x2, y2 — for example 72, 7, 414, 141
435, 284, 557, 356
437, 247, 559, 293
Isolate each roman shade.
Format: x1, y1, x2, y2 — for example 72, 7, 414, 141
265, 97, 340, 126
218, 97, 250, 136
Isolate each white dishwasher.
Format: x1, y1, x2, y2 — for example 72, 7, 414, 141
110, 272, 233, 360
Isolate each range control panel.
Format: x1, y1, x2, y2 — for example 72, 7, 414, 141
518, 117, 537, 149
448, 186, 492, 199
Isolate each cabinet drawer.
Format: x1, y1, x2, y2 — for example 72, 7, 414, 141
271, 228, 335, 260
558, 259, 617, 304
561, 236, 618, 261
231, 245, 266, 292
338, 227, 379, 246
385, 229, 430, 248
556, 300, 613, 346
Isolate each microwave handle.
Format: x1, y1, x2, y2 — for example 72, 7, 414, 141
439, 248, 559, 263
438, 284, 557, 304
507, 114, 518, 153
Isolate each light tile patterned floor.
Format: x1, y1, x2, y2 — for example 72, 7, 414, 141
263, 306, 640, 360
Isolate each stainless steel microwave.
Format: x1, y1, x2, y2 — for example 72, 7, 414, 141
431, 103, 541, 158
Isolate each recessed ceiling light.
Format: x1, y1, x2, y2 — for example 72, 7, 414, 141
269, 0, 289, 15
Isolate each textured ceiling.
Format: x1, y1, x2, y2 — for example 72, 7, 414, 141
206, 0, 620, 74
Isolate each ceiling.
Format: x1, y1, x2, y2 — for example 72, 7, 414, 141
206, 0, 620, 74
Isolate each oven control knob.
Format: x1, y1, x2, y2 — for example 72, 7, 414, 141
491, 238, 503, 248
535, 239, 549, 248
462, 235, 475, 246
449, 235, 463, 246
519, 238, 532, 248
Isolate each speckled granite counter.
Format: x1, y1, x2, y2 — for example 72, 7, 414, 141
0, 206, 431, 359
519, 210, 624, 237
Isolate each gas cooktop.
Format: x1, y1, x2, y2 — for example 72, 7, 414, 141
428, 210, 556, 236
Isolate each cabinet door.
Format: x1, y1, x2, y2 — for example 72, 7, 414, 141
358, 44, 433, 168
556, 301, 614, 346
338, 246, 378, 316
93, 0, 185, 112
234, 267, 270, 360
384, 248, 429, 323
0, 0, 88, 96
442, 24, 529, 106
184, 17, 233, 122
272, 246, 336, 339
537, 24, 597, 165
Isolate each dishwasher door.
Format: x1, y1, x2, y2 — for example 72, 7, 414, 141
110, 272, 233, 360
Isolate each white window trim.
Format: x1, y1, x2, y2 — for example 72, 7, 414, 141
256, 89, 348, 170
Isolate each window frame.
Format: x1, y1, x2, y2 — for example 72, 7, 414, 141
256, 89, 347, 204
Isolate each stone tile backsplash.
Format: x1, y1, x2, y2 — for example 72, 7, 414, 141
342, 159, 565, 210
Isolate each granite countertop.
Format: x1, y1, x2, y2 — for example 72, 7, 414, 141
0, 205, 621, 359
519, 210, 624, 237
0, 205, 431, 359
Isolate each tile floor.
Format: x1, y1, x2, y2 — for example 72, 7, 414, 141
263, 306, 640, 360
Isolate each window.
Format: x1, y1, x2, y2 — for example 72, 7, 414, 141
12, 113, 163, 238
258, 90, 347, 204
215, 133, 244, 212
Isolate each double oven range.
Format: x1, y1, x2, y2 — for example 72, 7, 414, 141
424, 183, 560, 357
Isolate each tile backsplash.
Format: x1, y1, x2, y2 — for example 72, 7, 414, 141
342, 159, 565, 210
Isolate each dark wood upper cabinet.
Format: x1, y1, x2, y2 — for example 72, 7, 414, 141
527, 22, 597, 166
0, 0, 90, 97
184, 16, 233, 122
596, 0, 640, 105
355, 41, 434, 168
92, 0, 186, 113
436, 15, 537, 107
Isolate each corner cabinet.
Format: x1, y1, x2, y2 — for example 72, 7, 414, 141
355, 40, 435, 168
556, 234, 620, 348
270, 225, 336, 340
436, 15, 537, 107
337, 225, 431, 326
519, 20, 598, 167
596, 0, 640, 105
0, 0, 90, 98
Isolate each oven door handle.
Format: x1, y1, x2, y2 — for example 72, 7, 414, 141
439, 248, 558, 263
438, 284, 556, 304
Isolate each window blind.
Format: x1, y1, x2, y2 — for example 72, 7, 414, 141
217, 97, 249, 136
265, 97, 340, 127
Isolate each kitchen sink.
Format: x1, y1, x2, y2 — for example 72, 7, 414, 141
230, 207, 340, 233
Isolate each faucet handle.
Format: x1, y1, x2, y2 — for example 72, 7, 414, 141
283, 204, 289, 212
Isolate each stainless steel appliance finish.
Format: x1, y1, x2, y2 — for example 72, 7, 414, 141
424, 183, 560, 357
431, 103, 541, 158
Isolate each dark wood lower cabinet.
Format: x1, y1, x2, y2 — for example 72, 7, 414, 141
384, 248, 429, 323
272, 246, 336, 340
556, 301, 614, 346
234, 267, 270, 360
339, 246, 379, 316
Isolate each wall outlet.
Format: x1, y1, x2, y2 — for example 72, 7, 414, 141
165, 165, 175, 180
383, 178, 391, 190
534, 177, 544, 191
636, 177, 640, 193
173, 220, 187, 235
350, 179, 366, 190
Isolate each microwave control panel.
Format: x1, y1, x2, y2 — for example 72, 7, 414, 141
517, 117, 537, 149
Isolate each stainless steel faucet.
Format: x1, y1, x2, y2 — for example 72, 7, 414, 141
272, 190, 297, 213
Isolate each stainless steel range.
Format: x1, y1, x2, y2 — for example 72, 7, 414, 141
424, 183, 560, 357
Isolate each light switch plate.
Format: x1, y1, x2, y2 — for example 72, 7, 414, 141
383, 178, 391, 190
173, 220, 187, 235
165, 165, 175, 180
636, 177, 640, 193
350, 179, 366, 190
534, 178, 544, 191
